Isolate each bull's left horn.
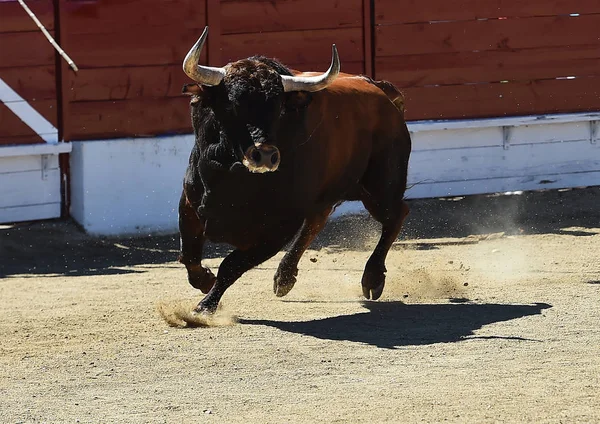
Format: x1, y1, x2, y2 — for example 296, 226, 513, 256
281, 45, 340, 92
183, 26, 226, 86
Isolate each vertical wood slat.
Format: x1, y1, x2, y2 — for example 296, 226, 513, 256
57, 0, 71, 142
363, 0, 373, 77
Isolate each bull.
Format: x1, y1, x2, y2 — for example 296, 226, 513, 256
178, 27, 411, 314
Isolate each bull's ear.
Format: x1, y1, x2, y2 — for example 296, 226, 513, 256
182, 83, 203, 96
285, 91, 312, 110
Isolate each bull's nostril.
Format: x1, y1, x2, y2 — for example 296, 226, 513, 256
251, 149, 262, 163
270, 152, 279, 165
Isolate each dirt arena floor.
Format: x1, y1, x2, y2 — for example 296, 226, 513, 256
1, 187, 599, 423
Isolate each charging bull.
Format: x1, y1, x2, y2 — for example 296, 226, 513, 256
178, 27, 411, 313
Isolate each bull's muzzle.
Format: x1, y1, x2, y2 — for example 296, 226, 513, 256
243, 143, 281, 173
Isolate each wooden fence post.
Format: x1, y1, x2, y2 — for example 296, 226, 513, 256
363, 0, 374, 77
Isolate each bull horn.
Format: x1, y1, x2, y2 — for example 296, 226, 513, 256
281, 45, 340, 92
183, 26, 226, 86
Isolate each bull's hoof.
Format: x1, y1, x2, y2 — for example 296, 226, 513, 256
187, 266, 217, 294
273, 268, 298, 297
362, 282, 385, 300
361, 269, 386, 300
194, 300, 219, 315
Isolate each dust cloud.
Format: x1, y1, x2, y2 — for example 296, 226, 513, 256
156, 299, 237, 328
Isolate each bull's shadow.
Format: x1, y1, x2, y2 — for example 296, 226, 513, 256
241, 301, 552, 348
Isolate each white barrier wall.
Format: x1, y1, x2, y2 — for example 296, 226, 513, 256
69, 135, 195, 236
0, 143, 71, 223
67, 113, 600, 236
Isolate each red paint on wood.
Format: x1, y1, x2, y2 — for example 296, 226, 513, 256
363, 0, 373, 77
375, 0, 600, 24
60, 0, 206, 35
65, 65, 191, 102
376, 15, 600, 57
0, 66, 56, 101
66, 97, 193, 140
0, 32, 56, 68
0, 0, 54, 33
205, 0, 221, 66
376, 45, 600, 87
222, 28, 364, 66
221, 0, 362, 34
0, 100, 56, 143
401, 77, 600, 121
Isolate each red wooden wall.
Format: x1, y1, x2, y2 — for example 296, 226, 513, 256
2, 0, 600, 144
374, 0, 600, 120
58, 0, 208, 141
0, 0, 57, 145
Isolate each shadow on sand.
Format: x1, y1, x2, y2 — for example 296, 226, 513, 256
2, 186, 598, 277
241, 301, 552, 349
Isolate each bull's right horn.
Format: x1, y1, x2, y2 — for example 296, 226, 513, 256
183, 26, 226, 86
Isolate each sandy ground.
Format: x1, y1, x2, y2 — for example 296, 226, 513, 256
1, 187, 599, 423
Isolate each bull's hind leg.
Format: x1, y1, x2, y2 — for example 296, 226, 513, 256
273, 206, 332, 297
359, 147, 411, 300
360, 199, 409, 299
178, 191, 216, 294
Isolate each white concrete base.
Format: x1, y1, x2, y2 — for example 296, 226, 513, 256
68, 113, 600, 235
0, 143, 71, 224
69, 135, 194, 236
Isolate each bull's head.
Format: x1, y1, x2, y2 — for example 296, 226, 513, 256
182, 27, 340, 173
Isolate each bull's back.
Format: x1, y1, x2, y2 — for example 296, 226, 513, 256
295, 76, 408, 198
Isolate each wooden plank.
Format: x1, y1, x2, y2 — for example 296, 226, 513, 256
0, 135, 46, 146
408, 139, 600, 183
411, 127, 504, 151
0, 202, 61, 224
411, 120, 594, 151
221, 28, 363, 66
60, 0, 206, 35
221, 0, 362, 34
0, 0, 54, 33
0, 154, 58, 174
0, 101, 56, 144
0, 66, 56, 101
287, 61, 364, 76
510, 122, 592, 145
0, 143, 71, 157
0, 31, 55, 68
406, 171, 600, 200
205, 0, 221, 66
61, 28, 208, 68
401, 77, 600, 121
65, 65, 190, 102
65, 97, 193, 141
376, 15, 600, 57
0, 169, 61, 208
376, 45, 600, 87
375, 0, 600, 25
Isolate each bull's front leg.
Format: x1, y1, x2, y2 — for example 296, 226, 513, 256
195, 242, 284, 314
178, 190, 216, 294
